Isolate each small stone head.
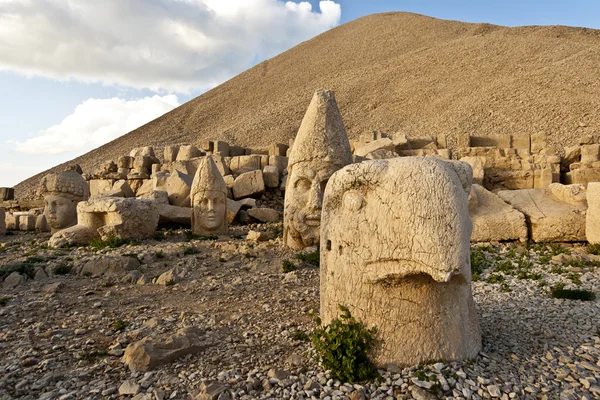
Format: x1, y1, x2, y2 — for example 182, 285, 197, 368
190, 156, 228, 235
283, 89, 352, 249
38, 171, 89, 233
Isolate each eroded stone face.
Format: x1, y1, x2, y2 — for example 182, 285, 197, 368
44, 194, 78, 233
38, 171, 89, 234
320, 157, 481, 367
284, 161, 338, 248
192, 190, 227, 233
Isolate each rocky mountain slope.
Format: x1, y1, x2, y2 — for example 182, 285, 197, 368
15, 12, 600, 197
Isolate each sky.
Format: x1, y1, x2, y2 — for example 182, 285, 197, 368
1, 0, 599, 188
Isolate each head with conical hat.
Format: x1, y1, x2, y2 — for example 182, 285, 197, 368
38, 170, 89, 234
284, 89, 353, 249
191, 156, 228, 235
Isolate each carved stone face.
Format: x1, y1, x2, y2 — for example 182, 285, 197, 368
320, 157, 481, 367
44, 193, 78, 233
193, 190, 227, 234
284, 161, 339, 249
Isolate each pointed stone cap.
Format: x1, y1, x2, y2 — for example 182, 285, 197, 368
37, 171, 89, 200
190, 156, 227, 200
288, 90, 353, 168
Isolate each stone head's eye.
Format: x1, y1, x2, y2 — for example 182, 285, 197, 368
343, 191, 364, 211
294, 178, 311, 193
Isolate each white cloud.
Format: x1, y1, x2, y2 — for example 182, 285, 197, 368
12, 95, 180, 155
0, 0, 341, 93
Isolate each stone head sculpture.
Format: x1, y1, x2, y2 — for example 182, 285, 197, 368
284, 90, 352, 249
38, 171, 89, 234
320, 157, 481, 367
190, 156, 228, 235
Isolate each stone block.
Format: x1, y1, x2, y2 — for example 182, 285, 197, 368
460, 157, 485, 185
213, 141, 230, 156
117, 156, 134, 169
165, 170, 192, 207
0, 187, 15, 201
163, 145, 180, 162
469, 135, 511, 148
262, 166, 280, 188
200, 140, 213, 153
248, 207, 280, 222
89, 179, 114, 197
530, 132, 547, 153
586, 182, 600, 244
226, 198, 242, 224
130, 147, 156, 158
354, 138, 395, 157
512, 134, 531, 150
498, 187, 586, 242
232, 170, 265, 199
268, 143, 289, 157
268, 156, 288, 173
18, 214, 36, 231
229, 155, 262, 175
5, 213, 17, 230
112, 180, 135, 198
229, 145, 246, 157
176, 145, 202, 161
580, 144, 600, 164
0, 207, 5, 235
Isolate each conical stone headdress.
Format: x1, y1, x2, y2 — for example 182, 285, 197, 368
288, 90, 353, 169
37, 171, 89, 201
190, 156, 227, 201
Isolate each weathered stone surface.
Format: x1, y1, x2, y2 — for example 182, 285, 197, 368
262, 166, 280, 188
35, 214, 50, 232
112, 180, 135, 198
469, 184, 528, 242
49, 198, 160, 247
130, 147, 156, 158
195, 382, 230, 400
117, 156, 134, 169
586, 182, 600, 243
176, 145, 202, 161
460, 156, 485, 185
191, 157, 228, 235
321, 157, 481, 367
233, 170, 265, 199
18, 214, 36, 231
284, 90, 352, 249
119, 380, 141, 396
0, 207, 5, 235
229, 155, 262, 175
39, 171, 89, 234
213, 141, 230, 156
164, 145, 180, 162
247, 208, 280, 223
3, 272, 26, 290
165, 170, 193, 207
498, 187, 587, 242
354, 138, 395, 157
122, 327, 205, 372
246, 230, 271, 242
76, 256, 140, 278
155, 268, 185, 285
89, 179, 114, 197
5, 212, 17, 230
0, 187, 15, 201
580, 144, 600, 164
157, 203, 191, 226
226, 199, 242, 224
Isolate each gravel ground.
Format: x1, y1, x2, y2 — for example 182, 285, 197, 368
1, 227, 599, 400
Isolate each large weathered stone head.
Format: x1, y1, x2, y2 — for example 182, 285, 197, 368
190, 156, 228, 235
320, 157, 481, 367
284, 89, 352, 249
38, 171, 89, 234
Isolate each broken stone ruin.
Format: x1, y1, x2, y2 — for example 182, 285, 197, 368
1, 89, 600, 400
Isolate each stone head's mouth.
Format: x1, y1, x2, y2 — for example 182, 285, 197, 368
304, 214, 321, 226
363, 259, 464, 284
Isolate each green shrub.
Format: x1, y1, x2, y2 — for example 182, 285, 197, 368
587, 243, 600, 255
566, 272, 582, 285
295, 249, 320, 267
549, 243, 570, 256
290, 329, 309, 341
182, 246, 200, 255
165, 279, 176, 286
470, 248, 488, 281
154, 251, 165, 259
282, 260, 296, 273
500, 282, 512, 293
550, 282, 595, 301
0, 298, 7, 307
77, 349, 108, 362
312, 305, 377, 383
89, 237, 127, 249
153, 231, 165, 241
486, 273, 505, 284
112, 319, 129, 332
122, 253, 141, 263
53, 264, 72, 275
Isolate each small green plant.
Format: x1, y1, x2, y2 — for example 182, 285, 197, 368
413, 367, 438, 383
282, 260, 297, 273
53, 264, 72, 275
470, 248, 488, 281
165, 279, 176, 287
566, 272, 582, 285
537, 280, 547, 288
77, 349, 108, 362
154, 251, 165, 259
500, 282, 512, 292
182, 246, 200, 255
550, 282, 595, 301
112, 319, 129, 332
486, 273, 505, 284
587, 243, 600, 255
219, 257, 226, 262
550, 266, 565, 274
549, 243, 570, 256
290, 329, 309, 341
312, 305, 377, 383
0, 298, 7, 307
89, 237, 127, 249
153, 231, 166, 241
101, 279, 115, 288
294, 249, 320, 267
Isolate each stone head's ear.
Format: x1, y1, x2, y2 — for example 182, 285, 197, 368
445, 160, 473, 195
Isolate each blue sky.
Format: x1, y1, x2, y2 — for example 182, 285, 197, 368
1, 0, 599, 188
